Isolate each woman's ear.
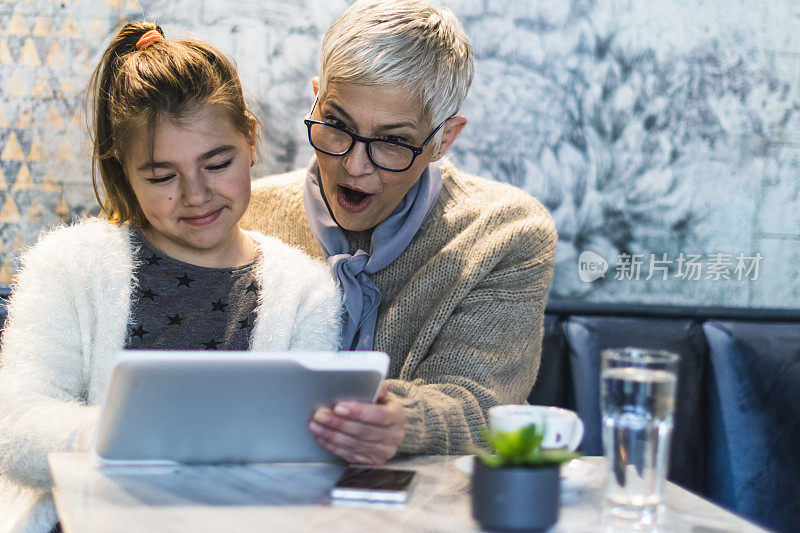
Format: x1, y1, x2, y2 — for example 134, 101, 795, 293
433, 115, 467, 160
312, 77, 320, 97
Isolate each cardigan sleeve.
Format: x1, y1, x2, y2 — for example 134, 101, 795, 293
0, 231, 101, 490
386, 211, 557, 455
288, 262, 343, 352
247, 231, 342, 352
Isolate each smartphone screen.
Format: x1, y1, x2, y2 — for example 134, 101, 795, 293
330, 466, 416, 503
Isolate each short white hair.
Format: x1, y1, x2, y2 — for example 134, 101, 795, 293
319, 0, 474, 130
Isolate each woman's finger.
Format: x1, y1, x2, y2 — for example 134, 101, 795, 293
313, 435, 394, 465
311, 408, 403, 443
332, 396, 407, 427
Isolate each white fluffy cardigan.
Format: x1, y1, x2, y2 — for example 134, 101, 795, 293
0, 219, 342, 533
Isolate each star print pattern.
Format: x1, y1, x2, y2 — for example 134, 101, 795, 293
125, 230, 260, 351
202, 339, 221, 350
211, 300, 229, 312
176, 274, 195, 288
130, 324, 148, 340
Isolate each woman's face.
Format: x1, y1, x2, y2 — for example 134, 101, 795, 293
124, 105, 256, 266
311, 82, 464, 232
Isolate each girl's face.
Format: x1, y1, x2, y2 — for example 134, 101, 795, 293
125, 105, 256, 267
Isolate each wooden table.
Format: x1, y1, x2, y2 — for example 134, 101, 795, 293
49, 453, 766, 532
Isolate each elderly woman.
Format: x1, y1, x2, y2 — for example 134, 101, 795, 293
242, 0, 556, 465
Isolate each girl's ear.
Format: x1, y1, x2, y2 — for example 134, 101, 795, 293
249, 125, 258, 146
249, 142, 257, 169
247, 117, 259, 167
114, 155, 128, 182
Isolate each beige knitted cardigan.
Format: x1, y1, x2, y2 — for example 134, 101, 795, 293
241, 161, 557, 454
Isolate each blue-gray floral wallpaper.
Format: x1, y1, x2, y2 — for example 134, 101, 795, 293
1, 0, 798, 308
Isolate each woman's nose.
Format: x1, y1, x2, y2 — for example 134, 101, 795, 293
342, 140, 375, 177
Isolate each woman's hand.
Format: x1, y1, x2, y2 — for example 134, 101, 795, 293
309, 383, 407, 465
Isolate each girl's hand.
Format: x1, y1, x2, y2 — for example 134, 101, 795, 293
308, 383, 407, 465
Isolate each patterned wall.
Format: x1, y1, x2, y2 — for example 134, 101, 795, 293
0, 0, 798, 309
0, 0, 137, 283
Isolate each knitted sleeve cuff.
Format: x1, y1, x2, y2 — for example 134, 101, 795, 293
386, 379, 457, 455
387, 380, 429, 454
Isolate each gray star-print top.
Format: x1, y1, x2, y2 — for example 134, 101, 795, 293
125, 230, 260, 351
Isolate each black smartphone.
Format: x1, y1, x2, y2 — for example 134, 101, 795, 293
329, 466, 416, 503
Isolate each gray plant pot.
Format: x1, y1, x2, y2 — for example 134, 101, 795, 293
471, 459, 560, 532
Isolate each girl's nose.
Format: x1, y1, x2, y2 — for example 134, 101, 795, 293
181, 171, 212, 206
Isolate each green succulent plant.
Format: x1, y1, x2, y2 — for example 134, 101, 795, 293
472, 424, 580, 468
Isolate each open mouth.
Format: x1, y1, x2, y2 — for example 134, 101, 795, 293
337, 185, 374, 212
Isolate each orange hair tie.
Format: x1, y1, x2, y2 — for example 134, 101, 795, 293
136, 29, 165, 50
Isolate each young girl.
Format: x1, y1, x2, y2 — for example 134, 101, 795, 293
0, 22, 341, 533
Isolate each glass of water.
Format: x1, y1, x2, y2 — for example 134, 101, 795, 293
600, 348, 679, 525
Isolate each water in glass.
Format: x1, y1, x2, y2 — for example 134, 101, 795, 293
601, 355, 678, 524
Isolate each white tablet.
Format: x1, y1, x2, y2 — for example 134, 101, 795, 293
93, 350, 388, 465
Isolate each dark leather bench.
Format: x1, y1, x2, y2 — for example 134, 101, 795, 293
532, 299, 800, 532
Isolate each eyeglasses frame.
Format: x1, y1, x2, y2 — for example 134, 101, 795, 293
303, 97, 451, 172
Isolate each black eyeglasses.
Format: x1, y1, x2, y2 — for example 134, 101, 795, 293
304, 99, 449, 172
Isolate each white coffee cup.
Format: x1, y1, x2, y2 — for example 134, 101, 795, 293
488, 405, 584, 451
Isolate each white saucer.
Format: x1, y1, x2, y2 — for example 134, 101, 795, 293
453, 456, 600, 492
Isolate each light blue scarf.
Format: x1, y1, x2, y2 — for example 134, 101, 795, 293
303, 156, 442, 350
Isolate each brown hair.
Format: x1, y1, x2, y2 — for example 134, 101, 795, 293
88, 21, 258, 227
